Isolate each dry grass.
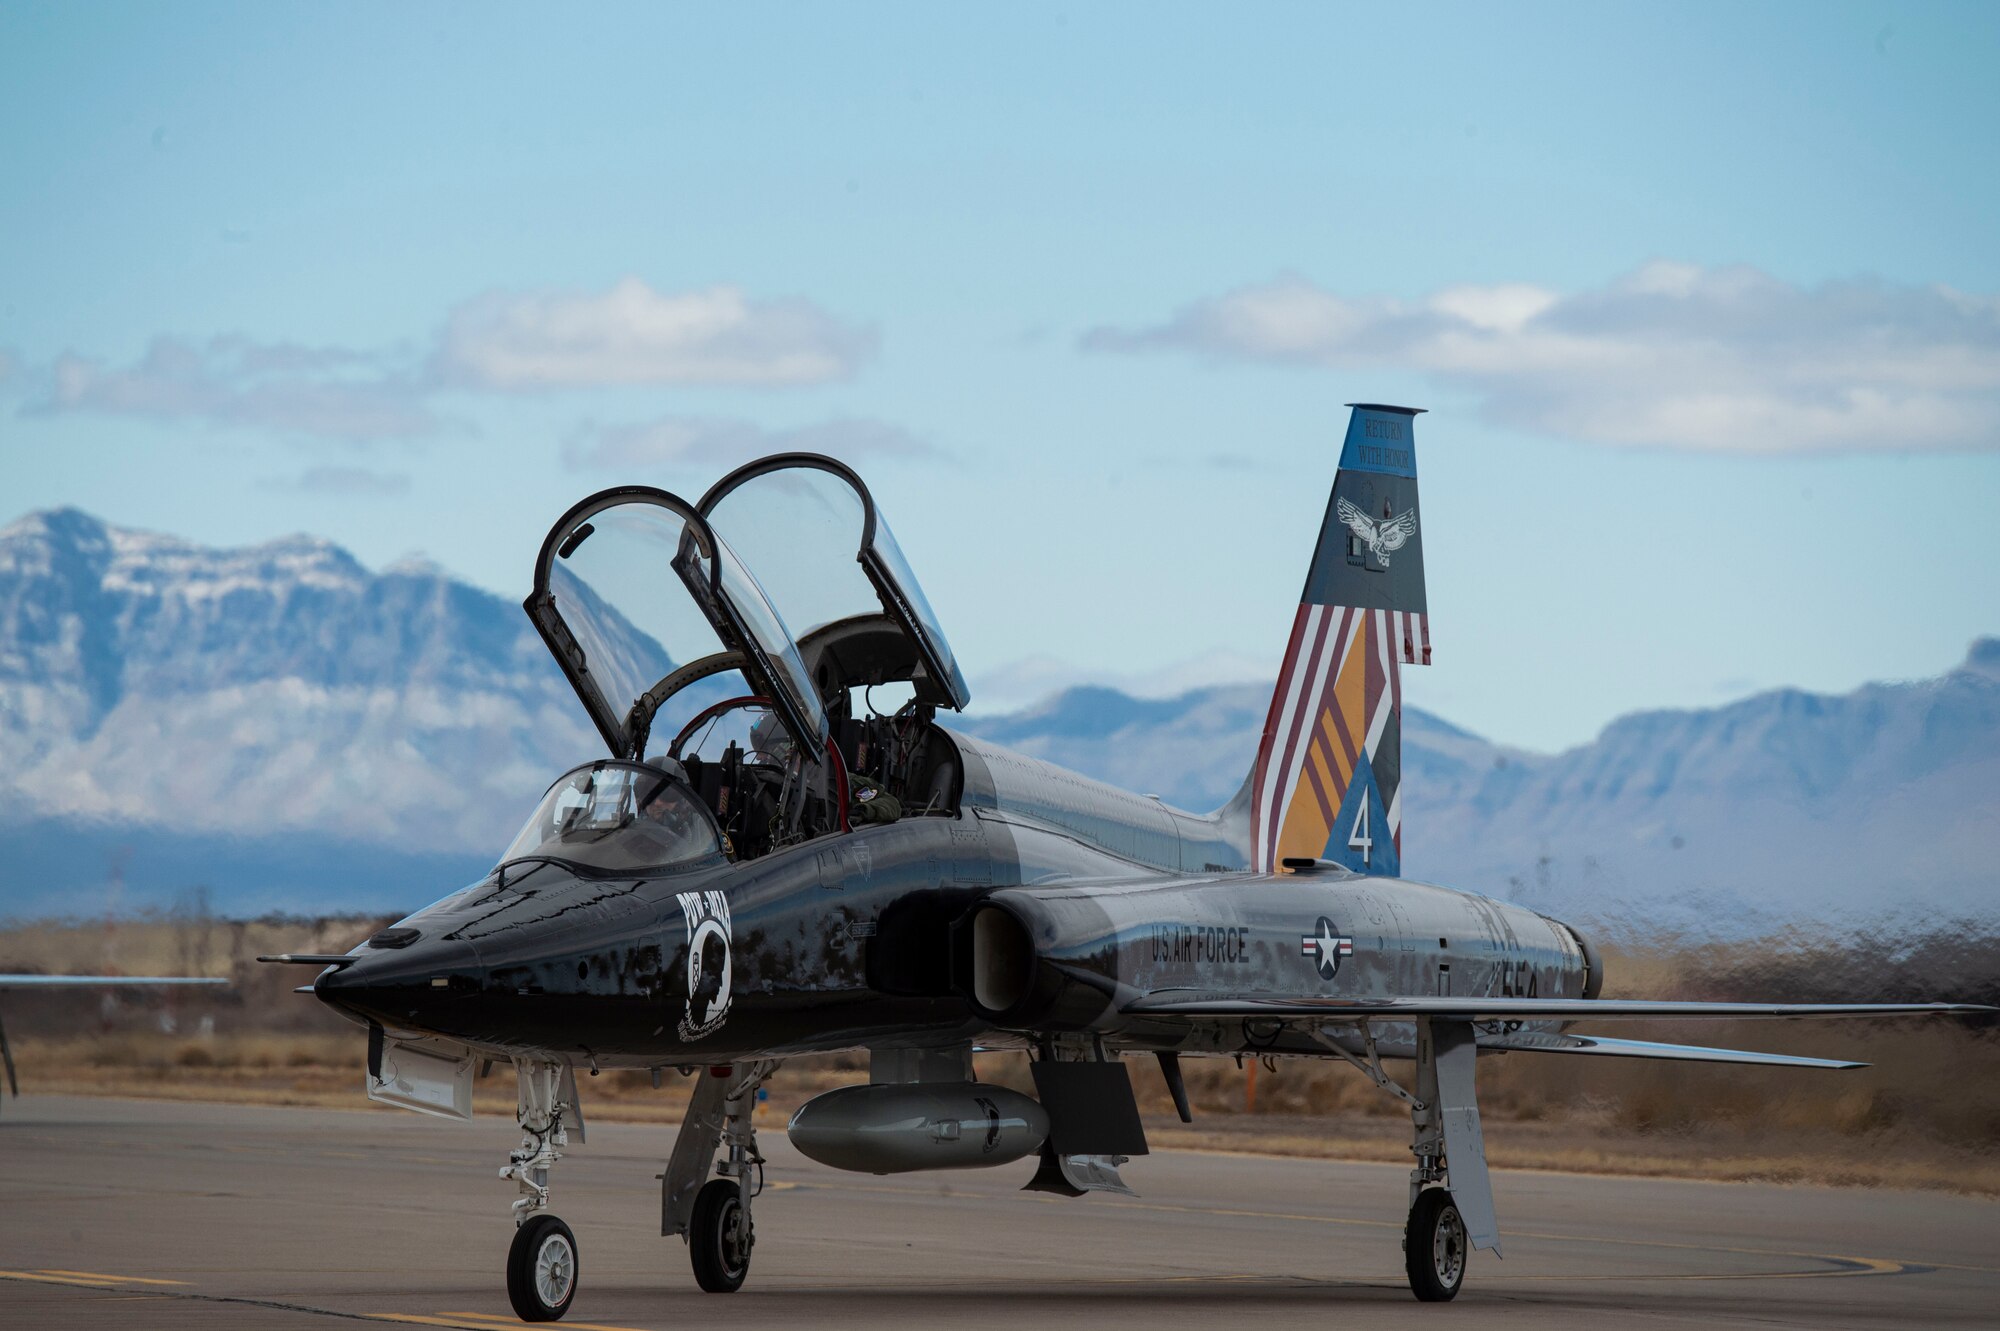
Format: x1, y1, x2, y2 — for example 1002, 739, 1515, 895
4, 922, 1995, 1195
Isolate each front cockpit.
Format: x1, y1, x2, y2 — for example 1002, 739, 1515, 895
499, 760, 726, 877
521, 456, 972, 866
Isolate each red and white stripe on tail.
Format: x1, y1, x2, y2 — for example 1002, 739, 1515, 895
1246, 405, 1431, 876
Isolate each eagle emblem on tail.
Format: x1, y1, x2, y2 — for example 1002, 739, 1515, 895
1336, 497, 1418, 567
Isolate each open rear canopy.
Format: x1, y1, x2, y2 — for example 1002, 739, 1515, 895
523, 487, 828, 760
697, 454, 970, 711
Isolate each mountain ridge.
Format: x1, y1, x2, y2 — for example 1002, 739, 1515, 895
1, 507, 1993, 936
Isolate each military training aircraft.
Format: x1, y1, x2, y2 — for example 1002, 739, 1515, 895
261, 406, 1991, 1320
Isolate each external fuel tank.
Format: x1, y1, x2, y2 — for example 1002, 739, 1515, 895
787, 1083, 1048, 1174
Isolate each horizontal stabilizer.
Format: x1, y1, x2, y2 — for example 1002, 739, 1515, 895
1477, 1030, 1865, 1069
1121, 994, 1995, 1021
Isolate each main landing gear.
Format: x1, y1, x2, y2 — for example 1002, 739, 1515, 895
500, 1059, 581, 1321
688, 1176, 752, 1292
1403, 1187, 1467, 1301
1399, 1018, 1500, 1303
661, 1060, 780, 1294
1320, 1018, 1499, 1302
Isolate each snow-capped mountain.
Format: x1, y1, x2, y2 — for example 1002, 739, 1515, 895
1, 508, 1994, 934
0, 508, 601, 914
958, 650, 2000, 939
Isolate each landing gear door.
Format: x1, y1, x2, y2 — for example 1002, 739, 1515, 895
525, 487, 828, 760
698, 455, 971, 711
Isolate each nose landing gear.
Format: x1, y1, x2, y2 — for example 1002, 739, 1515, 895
508, 1213, 579, 1321
501, 1059, 582, 1321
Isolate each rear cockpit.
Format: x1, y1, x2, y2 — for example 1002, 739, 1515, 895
663, 695, 962, 860
523, 455, 970, 865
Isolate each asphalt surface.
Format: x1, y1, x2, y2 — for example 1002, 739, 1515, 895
3, 1095, 1996, 1329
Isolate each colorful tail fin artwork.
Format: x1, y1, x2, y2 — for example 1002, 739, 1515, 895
1248, 404, 1431, 875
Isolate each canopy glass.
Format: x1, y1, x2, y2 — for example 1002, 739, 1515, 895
697, 455, 970, 710
524, 487, 827, 760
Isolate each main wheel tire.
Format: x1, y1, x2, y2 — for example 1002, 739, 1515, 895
1404, 1187, 1468, 1302
689, 1177, 752, 1293
507, 1213, 579, 1322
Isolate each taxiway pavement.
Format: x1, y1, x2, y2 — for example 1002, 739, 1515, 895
3, 1095, 1995, 1329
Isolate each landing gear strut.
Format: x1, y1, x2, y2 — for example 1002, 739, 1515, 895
501, 1059, 582, 1321
660, 1060, 779, 1293
1398, 1018, 1500, 1303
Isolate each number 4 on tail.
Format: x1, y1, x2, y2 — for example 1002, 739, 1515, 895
1348, 789, 1373, 866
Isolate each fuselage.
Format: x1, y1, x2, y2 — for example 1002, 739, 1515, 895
316, 724, 1592, 1067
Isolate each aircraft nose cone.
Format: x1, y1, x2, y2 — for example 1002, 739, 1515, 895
314, 934, 483, 1029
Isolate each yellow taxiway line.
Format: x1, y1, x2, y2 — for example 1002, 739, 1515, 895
368, 1314, 656, 1331
0, 1269, 189, 1289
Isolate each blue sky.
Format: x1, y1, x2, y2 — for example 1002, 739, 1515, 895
3, 2, 1996, 751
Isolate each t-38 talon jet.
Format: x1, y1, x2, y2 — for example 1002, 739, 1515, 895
262, 407, 1991, 1320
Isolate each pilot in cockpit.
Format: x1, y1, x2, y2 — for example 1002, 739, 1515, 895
746, 711, 795, 768
640, 759, 701, 840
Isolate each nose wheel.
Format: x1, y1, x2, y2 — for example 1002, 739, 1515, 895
1404, 1187, 1467, 1301
507, 1213, 579, 1321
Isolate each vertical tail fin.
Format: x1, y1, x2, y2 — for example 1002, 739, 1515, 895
1248, 404, 1430, 875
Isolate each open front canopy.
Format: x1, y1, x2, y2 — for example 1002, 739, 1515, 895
523, 487, 828, 760
697, 454, 970, 711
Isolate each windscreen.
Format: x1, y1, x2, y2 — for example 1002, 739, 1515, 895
500, 762, 722, 874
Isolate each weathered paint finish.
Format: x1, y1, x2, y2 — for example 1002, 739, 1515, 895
316, 728, 1585, 1069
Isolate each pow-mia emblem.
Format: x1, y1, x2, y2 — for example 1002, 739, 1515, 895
1336, 497, 1417, 568
676, 890, 733, 1041
1301, 916, 1354, 981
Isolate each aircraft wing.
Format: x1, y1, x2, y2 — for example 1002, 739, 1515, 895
0, 974, 227, 1101
1121, 994, 1991, 1021
0, 975, 227, 987
1471, 1030, 1865, 1069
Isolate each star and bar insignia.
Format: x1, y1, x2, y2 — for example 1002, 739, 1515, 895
1302, 916, 1354, 981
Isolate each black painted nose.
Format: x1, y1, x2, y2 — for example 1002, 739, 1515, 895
314, 935, 484, 1030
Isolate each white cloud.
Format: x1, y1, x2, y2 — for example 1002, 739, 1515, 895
19, 279, 874, 441
563, 415, 934, 471
436, 278, 876, 389
30, 336, 436, 440
260, 466, 412, 497
1085, 262, 2000, 454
